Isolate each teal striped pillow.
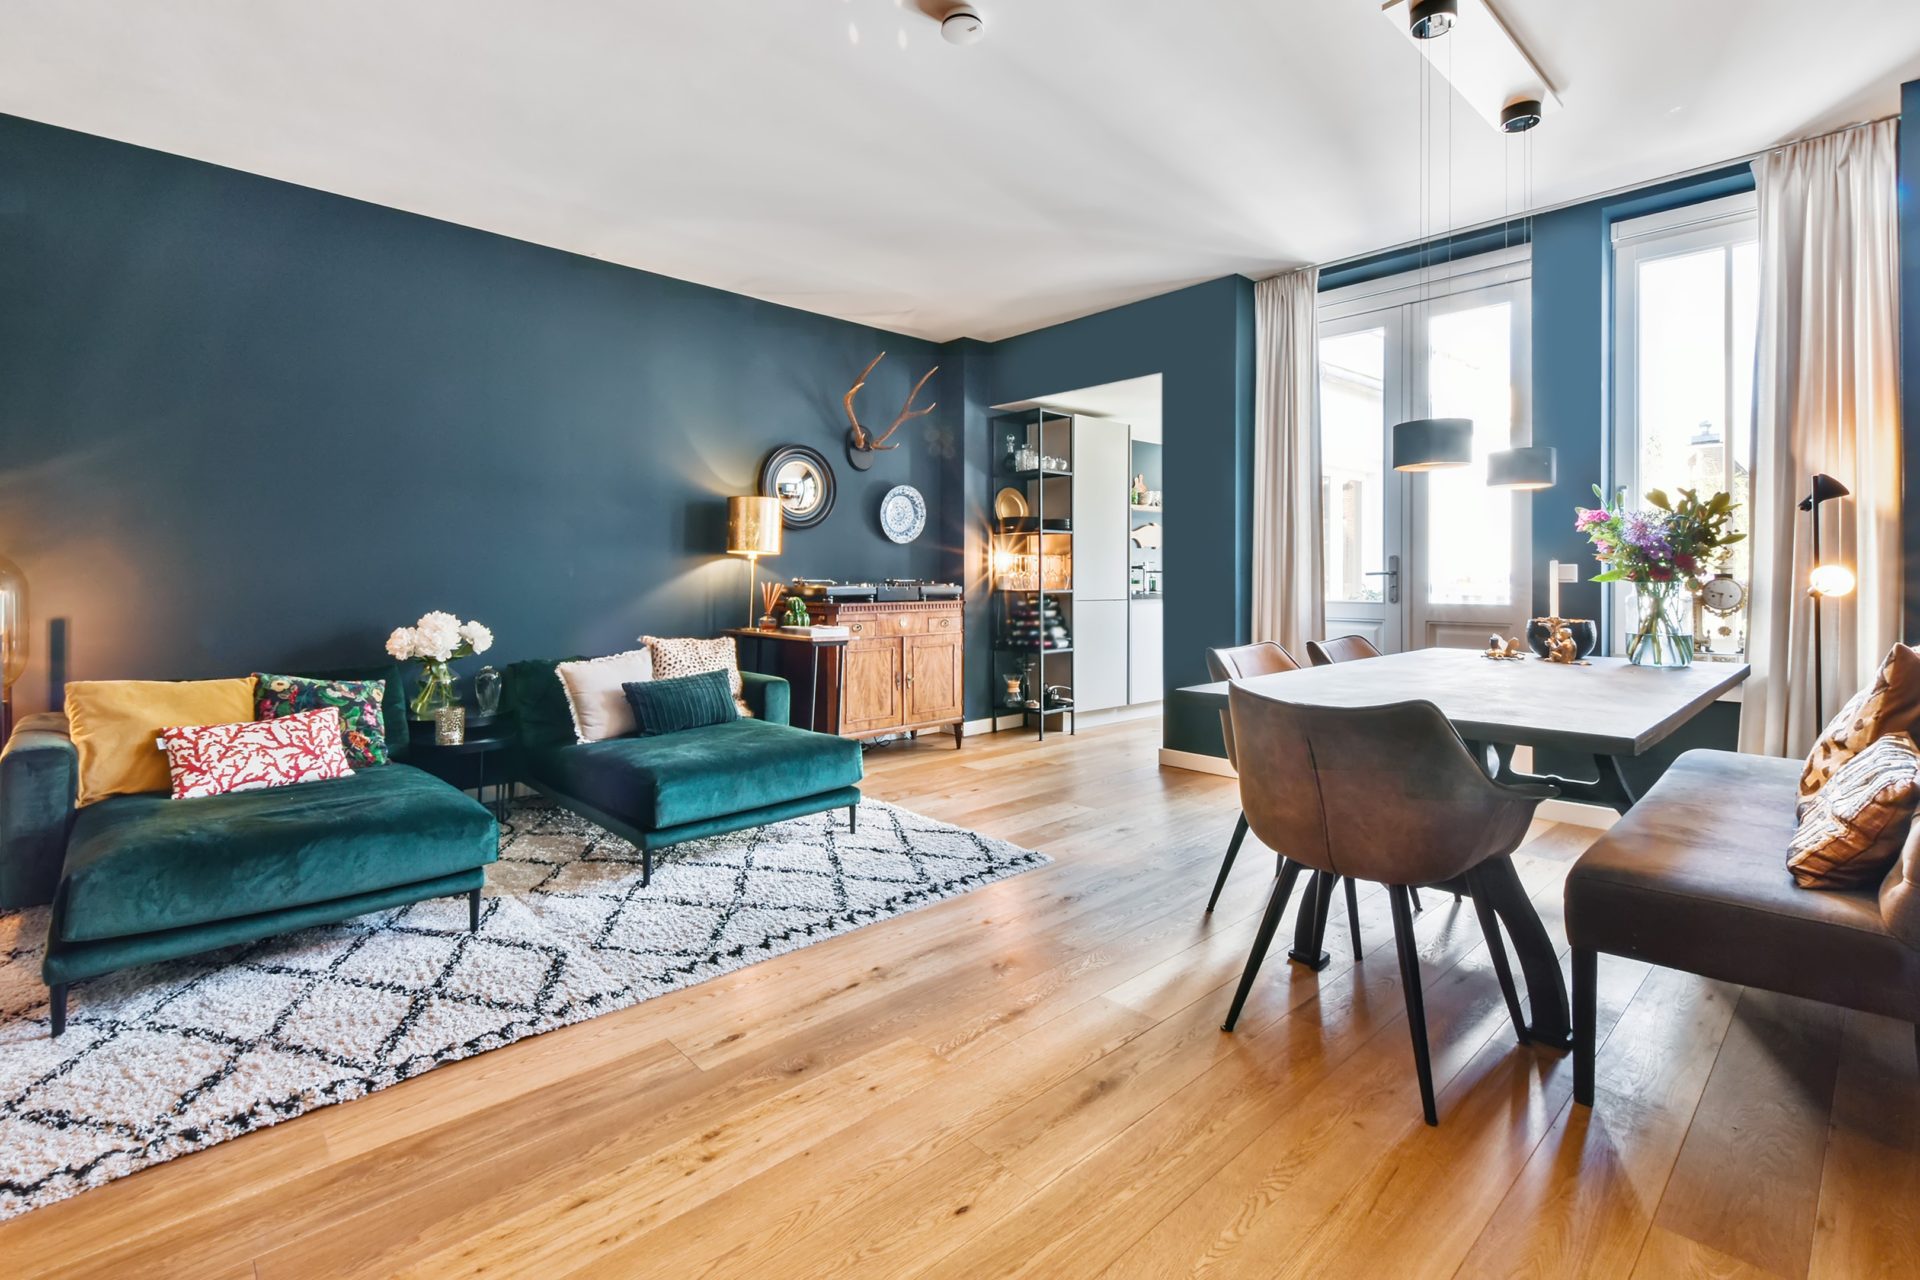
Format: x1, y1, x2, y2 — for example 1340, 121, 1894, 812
623, 670, 738, 737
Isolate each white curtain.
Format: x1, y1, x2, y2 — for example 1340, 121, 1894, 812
1252, 267, 1324, 657
1739, 120, 1903, 757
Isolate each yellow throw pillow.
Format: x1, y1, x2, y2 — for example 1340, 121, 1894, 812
1788, 731, 1920, 889
65, 677, 259, 806
1800, 643, 1920, 812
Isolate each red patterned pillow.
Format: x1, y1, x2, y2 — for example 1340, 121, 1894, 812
160, 706, 354, 800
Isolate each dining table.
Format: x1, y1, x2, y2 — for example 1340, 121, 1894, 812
1180, 647, 1749, 1048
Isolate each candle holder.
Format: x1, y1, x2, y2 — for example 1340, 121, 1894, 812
434, 705, 467, 746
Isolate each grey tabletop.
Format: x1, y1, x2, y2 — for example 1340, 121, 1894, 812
1181, 647, 1749, 757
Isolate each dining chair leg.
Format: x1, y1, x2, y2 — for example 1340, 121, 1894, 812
1223, 860, 1304, 1032
1573, 947, 1597, 1108
1205, 813, 1251, 915
1466, 870, 1528, 1045
1389, 884, 1438, 1126
1410, 886, 1424, 912
1342, 876, 1362, 960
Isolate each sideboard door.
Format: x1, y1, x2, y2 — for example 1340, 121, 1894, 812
905, 633, 964, 726
841, 640, 903, 733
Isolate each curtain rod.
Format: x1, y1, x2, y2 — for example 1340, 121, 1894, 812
1308, 111, 1900, 275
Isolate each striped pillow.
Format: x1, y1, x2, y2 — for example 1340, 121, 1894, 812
623, 671, 739, 737
1788, 731, 1920, 889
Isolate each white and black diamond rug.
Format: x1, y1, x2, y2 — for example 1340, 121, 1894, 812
0, 800, 1048, 1220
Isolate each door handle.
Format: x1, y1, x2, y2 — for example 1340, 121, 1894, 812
1362, 554, 1400, 604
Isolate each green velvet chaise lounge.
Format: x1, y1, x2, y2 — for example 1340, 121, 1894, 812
503, 660, 864, 883
0, 672, 500, 1037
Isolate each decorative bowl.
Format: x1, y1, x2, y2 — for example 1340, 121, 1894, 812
1525, 617, 1598, 659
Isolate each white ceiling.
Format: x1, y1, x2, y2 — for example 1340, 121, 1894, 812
3, 1, 1917, 342
997, 375, 1164, 441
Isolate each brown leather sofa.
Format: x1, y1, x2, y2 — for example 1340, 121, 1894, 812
1566, 749, 1920, 1106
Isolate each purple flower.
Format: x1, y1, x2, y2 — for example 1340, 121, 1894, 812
1620, 510, 1673, 561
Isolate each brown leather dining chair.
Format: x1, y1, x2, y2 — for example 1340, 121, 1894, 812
1304, 634, 1383, 667
1220, 684, 1554, 1125
1205, 642, 1366, 960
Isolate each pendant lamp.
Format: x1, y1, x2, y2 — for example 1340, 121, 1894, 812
1487, 445, 1557, 489
1392, 418, 1473, 472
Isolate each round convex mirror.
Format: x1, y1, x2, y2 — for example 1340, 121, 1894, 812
759, 445, 836, 529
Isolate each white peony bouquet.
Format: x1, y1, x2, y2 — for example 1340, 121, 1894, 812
385, 612, 494, 718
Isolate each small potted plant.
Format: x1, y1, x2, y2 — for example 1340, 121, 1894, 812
385, 611, 495, 719
1576, 486, 1742, 668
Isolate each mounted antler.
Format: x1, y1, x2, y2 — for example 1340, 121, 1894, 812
845, 352, 939, 453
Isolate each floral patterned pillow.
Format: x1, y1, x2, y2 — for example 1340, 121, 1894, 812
254, 672, 390, 767
162, 706, 354, 800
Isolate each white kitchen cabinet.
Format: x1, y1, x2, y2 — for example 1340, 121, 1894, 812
1129, 597, 1163, 705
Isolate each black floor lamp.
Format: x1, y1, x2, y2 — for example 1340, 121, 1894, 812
1799, 473, 1854, 720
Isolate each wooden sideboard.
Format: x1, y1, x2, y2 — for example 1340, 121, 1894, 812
758, 597, 964, 747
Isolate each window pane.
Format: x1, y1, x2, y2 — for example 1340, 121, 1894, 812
1425, 302, 1512, 605
1320, 328, 1385, 603
1636, 248, 1728, 504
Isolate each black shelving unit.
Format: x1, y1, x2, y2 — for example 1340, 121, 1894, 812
990, 408, 1076, 739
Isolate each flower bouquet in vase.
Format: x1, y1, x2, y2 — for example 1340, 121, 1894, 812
1575, 486, 1742, 668
385, 612, 495, 718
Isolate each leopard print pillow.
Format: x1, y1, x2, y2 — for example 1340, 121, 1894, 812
639, 636, 751, 717
1801, 644, 1920, 811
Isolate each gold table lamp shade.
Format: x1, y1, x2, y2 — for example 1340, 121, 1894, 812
727, 496, 782, 627
727, 496, 783, 558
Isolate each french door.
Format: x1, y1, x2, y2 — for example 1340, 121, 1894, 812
1318, 249, 1532, 653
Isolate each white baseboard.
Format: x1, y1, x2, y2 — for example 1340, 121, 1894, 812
1158, 748, 1237, 778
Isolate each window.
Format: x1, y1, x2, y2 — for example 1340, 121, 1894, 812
1612, 194, 1759, 659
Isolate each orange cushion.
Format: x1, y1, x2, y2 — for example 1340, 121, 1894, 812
1789, 732, 1920, 889
65, 677, 258, 806
1800, 643, 1920, 809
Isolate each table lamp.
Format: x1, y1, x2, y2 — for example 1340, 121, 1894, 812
727, 496, 782, 629
0, 555, 25, 744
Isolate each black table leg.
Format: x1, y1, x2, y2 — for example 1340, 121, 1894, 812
1453, 855, 1573, 1049
1288, 870, 1335, 970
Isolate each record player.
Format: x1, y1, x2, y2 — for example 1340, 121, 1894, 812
879, 577, 963, 602
786, 578, 877, 603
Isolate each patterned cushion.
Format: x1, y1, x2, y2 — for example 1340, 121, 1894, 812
1800, 644, 1920, 811
624, 670, 739, 737
554, 650, 654, 743
254, 672, 389, 767
641, 635, 750, 716
160, 706, 354, 800
1788, 731, 1920, 889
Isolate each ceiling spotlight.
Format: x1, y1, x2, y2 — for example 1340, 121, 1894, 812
1408, 0, 1457, 39
1500, 98, 1544, 133
941, 4, 985, 45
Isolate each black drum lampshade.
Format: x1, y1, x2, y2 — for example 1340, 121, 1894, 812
1487, 445, 1557, 490
1391, 418, 1473, 472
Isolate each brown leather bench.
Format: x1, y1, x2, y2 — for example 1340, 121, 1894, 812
1566, 749, 1920, 1106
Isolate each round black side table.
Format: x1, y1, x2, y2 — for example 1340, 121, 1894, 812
407, 710, 514, 821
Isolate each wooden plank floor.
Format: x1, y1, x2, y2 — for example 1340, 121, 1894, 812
3, 718, 1914, 1278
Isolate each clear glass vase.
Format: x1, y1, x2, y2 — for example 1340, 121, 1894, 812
410, 659, 457, 719
1627, 582, 1694, 668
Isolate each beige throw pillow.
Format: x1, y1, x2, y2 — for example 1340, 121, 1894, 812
555, 650, 654, 743
640, 636, 750, 716
1788, 731, 1920, 889
1800, 643, 1920, 812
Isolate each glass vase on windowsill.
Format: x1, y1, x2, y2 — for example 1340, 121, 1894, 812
1626, 581, 1694, 669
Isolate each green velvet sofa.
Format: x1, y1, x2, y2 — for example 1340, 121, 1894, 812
502, 659, 864, 883
0, 669, 500, 1037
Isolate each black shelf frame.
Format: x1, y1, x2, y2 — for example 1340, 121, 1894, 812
989, 407, 1076, 740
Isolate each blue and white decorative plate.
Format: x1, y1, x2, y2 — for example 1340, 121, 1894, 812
879, 485, 927, 544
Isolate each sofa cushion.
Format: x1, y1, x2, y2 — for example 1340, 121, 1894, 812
65, 677, 259, 806
1787, 732, 1920, 888
297, 663, 411, 762
59, 763, 497, 942
524, 718, 862, 832
1566, 749, 1920, 1023
504, 656, 585, 751
626, 670, 737, 737
1800, 643, 1920, 805
257, 671, 391, 767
